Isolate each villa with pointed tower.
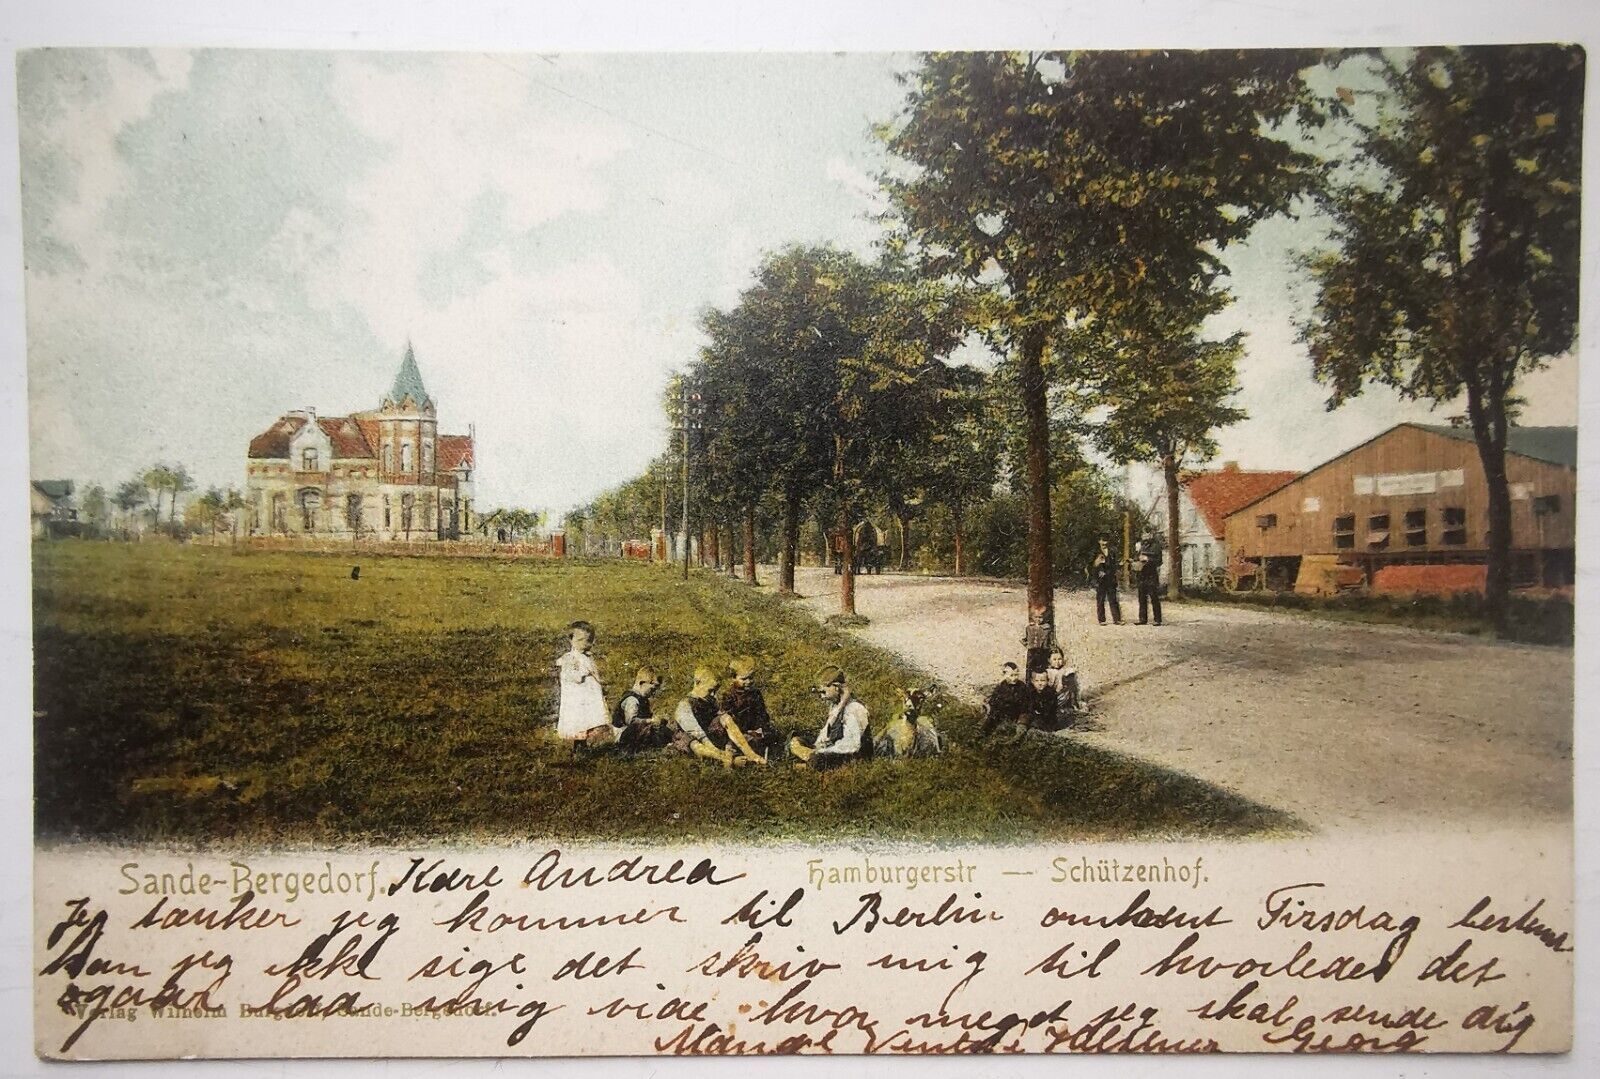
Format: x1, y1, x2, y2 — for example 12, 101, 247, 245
246, 345, 477, 541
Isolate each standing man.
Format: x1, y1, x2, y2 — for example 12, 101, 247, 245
1091, 535, 1123, 626
1134, 538, 1163, 626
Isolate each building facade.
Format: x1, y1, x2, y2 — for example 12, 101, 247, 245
246, 346, 476, 541
1146, 465, 1298, 585
1224, 423, 1576, 589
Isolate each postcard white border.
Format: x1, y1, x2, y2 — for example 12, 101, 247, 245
2, 1, 1596, 1076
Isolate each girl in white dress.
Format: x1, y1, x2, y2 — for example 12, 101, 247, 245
556, 620, 609, 743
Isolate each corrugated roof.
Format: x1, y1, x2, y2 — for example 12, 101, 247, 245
1182, 469, 1299, 540
1413, 424, 1577, 469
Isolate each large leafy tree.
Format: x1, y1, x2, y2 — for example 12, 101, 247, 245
1079, 312, 1247, 599
1300, 45, 1582, 633
687, 245, 960, 614
919, 362, 1000, 575
883, 50, 1318, 661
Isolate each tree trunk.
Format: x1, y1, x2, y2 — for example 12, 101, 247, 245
707, 522, 720, 568
743, 504, 758, 584
837, 504, 856, 616
1468, 385, 1513, 635
1019, 325, 1055, 653
817, 512, 830, 564
1163, 450, 1183, 601
779, 488, 799, 594
896, 510, 911, 572
725, 521, 738, 577
952, 500, 965, 577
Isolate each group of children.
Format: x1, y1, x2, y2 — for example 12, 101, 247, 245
554, 621, 944, 769
980, 647, 1086, 739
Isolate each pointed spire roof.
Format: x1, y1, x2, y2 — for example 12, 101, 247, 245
385, 341, 432, 408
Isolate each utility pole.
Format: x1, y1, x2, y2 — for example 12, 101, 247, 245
682, 381, 691, 581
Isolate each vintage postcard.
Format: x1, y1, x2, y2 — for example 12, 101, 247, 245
19, 39, 1583, 1061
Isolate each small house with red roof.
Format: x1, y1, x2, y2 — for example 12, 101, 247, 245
1156, 463, 1299, 585
245, 345, 477, 541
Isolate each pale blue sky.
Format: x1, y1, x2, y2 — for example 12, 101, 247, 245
20, 48, 1578, 513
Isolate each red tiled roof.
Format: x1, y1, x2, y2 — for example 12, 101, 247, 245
248, 414, 376, 459
318, 416, 375, 459
438, 434, 474, 471
355, 417, 385, 462
1183, 469, 1299, 539
247, 415, 306, 459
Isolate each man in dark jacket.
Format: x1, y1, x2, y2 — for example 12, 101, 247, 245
1091, 535, 1123, 625
1134, 538, 1163, 626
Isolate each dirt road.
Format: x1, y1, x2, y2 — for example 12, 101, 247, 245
773, 567, 1572, 831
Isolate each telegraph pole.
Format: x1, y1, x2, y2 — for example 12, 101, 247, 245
682, 381, 691, 581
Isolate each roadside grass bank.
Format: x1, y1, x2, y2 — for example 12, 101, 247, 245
32, 541, 1300, 845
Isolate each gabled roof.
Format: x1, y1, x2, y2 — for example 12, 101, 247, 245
249, 415, 375, 460
1413, 423, 1577, 469
32, 479, 74, 500
319, 417, 375, 459
247, 415, 305, 459
1182, 469, 1299, 539
438, 434, 474, 471
1225, 422, 1581, 519
384, 343, 431, 408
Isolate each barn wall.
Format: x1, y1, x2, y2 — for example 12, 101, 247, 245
1225, 425, 1576, 564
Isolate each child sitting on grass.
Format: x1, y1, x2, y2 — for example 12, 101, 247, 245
1046, 646, 1083, 725
673, 666, 741, 768
790, 665, 870, 771
556, 620, 610, 751
1027, 667, 1059, 733
981, 661, 1030, 737
612, 666, 670, 753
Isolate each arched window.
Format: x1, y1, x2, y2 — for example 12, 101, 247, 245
400, 441, 413, 472
383, 495, 391, 529
299, 489, 321, 532
401, 493, 415, 534
422, 437, 433, 473
382, 442, 392, 472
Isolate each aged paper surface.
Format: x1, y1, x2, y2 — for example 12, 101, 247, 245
34, 834, 1573, 1058
11, 4, 1593, 1068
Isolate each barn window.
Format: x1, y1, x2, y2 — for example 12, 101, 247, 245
1533, 495, 1561, 516
1365, 513, 1389, 549
1255, 513, 1278, 529
1404, 509, 1427, 546
1334, 515, 1355, 550
1442, 506, 1467, 545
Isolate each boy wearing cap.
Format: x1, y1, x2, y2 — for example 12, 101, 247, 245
789, 665, 870, 771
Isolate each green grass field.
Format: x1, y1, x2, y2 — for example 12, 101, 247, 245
32, 542, 1299, 845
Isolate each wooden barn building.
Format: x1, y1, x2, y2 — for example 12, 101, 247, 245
1224, 423, 1576, 594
